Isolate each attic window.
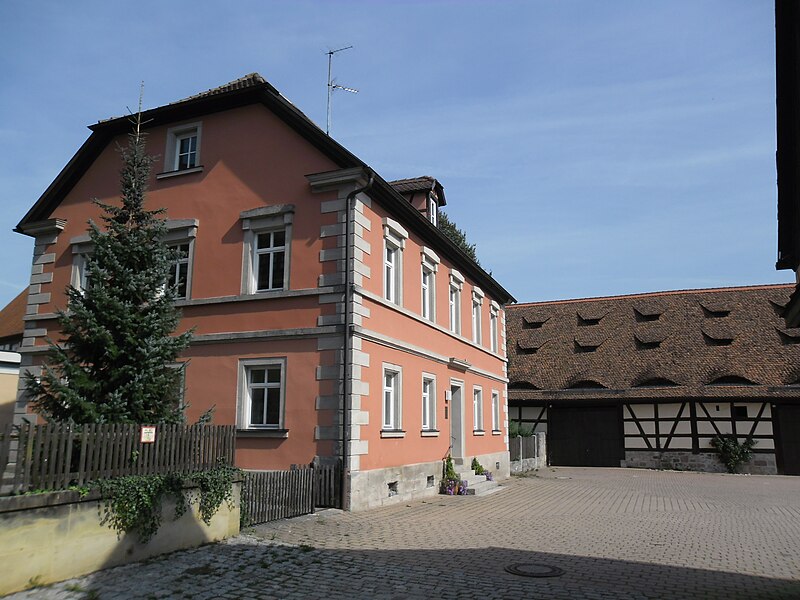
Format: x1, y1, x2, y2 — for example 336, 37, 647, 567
509, 381, 539, 390
567, 380, 606, 390
517, 344, 539, 355
574, 341, 599, 353
770, 300, 787, 317
634, 309, 661, 322
708, 375, 756, 386
777, 328, 800, 345
577, 315, 601, 326
701, 305, 730, 319
633, 377, 677, 388
702, 332, 733, 346
522, 317, 548, 329
635, 339, 661, 350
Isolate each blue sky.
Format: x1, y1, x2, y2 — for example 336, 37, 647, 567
0, 0, 787, 308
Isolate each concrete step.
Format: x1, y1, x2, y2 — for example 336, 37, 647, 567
465, 478, 500, 496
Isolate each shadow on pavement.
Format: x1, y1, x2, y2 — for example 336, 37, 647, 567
14, 537, 799, 600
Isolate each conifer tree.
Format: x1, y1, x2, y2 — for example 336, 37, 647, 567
25, 107, 193, 424
438, 210, 480, 265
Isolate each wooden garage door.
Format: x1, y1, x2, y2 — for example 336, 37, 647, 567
775, 405, 800, 476
548, 406, 622, 467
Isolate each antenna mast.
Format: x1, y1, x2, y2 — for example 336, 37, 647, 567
326, 45, 358, 135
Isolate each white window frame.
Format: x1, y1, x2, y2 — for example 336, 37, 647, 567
241, 205, 294, 294
164, 122, 202, 173
490, 303, 499, 353
428, 196, 438, 226
237, 357, 287, 430
472, 287, 484, 345
449, 269, 464, 335
473, 386, 484, 432
420, 247, 440, 322
491, 390, 500, 432
385, 241, 400, 303
421, 374, 437, 431
168, 242, 192, 300
163, 219, 198, 300
70, 219, 198, 297
383, 218, 407, 306
382, 363, 403, 430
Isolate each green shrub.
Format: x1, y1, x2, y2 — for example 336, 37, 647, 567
508, 421, 533, 437
471, 457, 485, 475
710, 435, 756, 474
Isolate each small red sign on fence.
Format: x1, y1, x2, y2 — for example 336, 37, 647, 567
140, 425, 156, 443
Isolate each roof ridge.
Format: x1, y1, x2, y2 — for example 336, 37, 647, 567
512, 283, 796, 307
171, 72, 267, 104
97, 73, 268, 123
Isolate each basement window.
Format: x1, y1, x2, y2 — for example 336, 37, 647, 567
388, 481, 398, 497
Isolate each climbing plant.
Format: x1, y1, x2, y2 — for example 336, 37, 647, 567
95, 465, 241, 543
710, 435, 756, 474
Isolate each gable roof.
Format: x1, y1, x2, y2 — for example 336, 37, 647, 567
17, 74, 512, 304
507, 284, 800, 400
0, 290, 27, 342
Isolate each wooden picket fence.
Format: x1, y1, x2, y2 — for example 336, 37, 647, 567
313, 462, 341, 509
1, 422, 235, 495
241, 461, 342, 526
242, 469, 314, 526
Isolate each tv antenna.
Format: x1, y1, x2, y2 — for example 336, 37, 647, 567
326, 45, 358, 135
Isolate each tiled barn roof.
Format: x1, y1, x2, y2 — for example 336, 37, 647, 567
507, 284, 800, 400
0, 290, 26, 343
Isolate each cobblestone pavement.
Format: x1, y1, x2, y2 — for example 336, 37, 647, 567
7, 468, 800, 599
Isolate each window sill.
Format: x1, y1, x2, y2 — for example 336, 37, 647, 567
491, 429, 502, 436
380, 430, 406, 439
156, 166, 204, 180
420, 430, 439, 437
236, 428, 288, 439
473, 430, 486, 436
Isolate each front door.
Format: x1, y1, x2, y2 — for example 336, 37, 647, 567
450, 382, 464, 461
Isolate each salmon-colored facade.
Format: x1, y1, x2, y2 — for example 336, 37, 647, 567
13, 74, 514, 509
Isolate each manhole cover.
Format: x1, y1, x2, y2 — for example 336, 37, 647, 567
504, 563, 565, 578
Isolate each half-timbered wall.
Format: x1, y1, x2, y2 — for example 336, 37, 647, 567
510, 399, 779, 474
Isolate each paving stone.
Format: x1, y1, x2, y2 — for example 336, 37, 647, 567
5, 468, 800, 599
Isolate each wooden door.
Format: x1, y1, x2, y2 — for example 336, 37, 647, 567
548, 405, 622, 467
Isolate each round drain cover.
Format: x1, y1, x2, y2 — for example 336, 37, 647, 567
504, 563, 565, 578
